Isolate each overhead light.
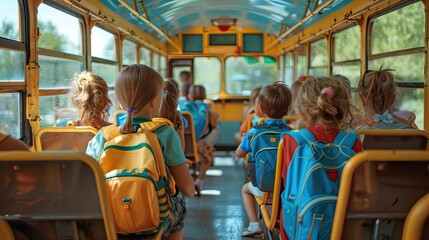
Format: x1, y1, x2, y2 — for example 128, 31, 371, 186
211, 17, 237, 32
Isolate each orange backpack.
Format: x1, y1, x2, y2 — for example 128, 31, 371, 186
100, 120, 176, 235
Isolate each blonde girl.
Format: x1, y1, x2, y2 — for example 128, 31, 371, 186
279, 77, 363, 240
86, 64, 194, 240
56, 71, 112, 130
158, 80, 186, 150
356, 69, 416, 129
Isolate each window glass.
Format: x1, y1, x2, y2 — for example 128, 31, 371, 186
194, 57, 221, 95
92, 62, 118, 86
284, 52, 293, 87
122, 39, 136, 65
39, 55, 84, 88
369, 53, 424, 82
0, 1, 20, 41
310, 38, 328, 67
152, 53, 160, 72
372, 2, 424, 55
0, 48, 25, 81
225, 56, 277, 95
294, 46, 306, 78
160, 55, 167, 78
91, 26, 116, 60
40, 94, 73, 128
332, 64, 361, 87
333, 25, 361, 62
38, 4, 82, 55
396, 88, 424, 129
0, 93, 21, 138
139, 47, 151, 66
309, 67, 328, 77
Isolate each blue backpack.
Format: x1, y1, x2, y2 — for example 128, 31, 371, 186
281, 129, 358, 240
247, 121, 290, 192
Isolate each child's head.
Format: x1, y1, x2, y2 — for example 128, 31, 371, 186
70, 71, 111, 130
291, 75, 311, 103
158, 80, 182, 130
179, 71, 192, 84
249, 87, 262, 106
115, 64, 163, 133
332, 74, 352, 95
357, 69, 396, 115
258, 81, 291, 119
188, 85, 206, 101
295, 77, 352, 130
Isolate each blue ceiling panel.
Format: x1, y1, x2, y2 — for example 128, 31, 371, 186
100, 0, 352, 42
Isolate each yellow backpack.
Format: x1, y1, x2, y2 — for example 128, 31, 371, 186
100, 120, 176, 235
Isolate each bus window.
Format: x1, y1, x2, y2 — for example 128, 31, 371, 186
294, 46, 306, 79
91, 25, 119, 121
38, 3, 85, 127
278, 55, 284, 82
194, 57, 221, 95
0, 0, 20, 41
152, 52, 160, 73
38, 3, 82, 56
160, 55, 167, 78
225, 56, 276, 95
332, 25, 361, 87
91, 25, 116, 61
369, 1, 425, 128
0, 93, 22, 138
309, 38, 328, 77
122, 39, 137, 66
139, 47, 151, 66
284, 52, 293, 87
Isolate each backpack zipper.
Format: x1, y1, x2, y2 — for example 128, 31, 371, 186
297, 196, 337, 223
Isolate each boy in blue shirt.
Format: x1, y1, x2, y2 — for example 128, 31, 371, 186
236, 82, 292, 237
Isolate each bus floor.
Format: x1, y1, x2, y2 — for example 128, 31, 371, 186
184, 152, 261, 240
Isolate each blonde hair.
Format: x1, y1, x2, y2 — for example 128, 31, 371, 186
70, 71, 111, 130
357, 69, 396, 114
115, 64, 163, 133
159, 80, 182, 130
258, 81, 292, 119
294, 77, 353, 130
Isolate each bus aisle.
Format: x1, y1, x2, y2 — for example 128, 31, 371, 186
184, 153, 258, 240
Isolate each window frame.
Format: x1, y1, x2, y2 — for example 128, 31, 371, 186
367, 0, 425, 89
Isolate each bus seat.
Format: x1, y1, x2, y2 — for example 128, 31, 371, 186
0, 151, 117, 240
260, 139, 284, 231
34, 126, 98, 152
357, 129, 429, 150
181, 111, 200, 164
331, 150, 429, 240
0, 219, 14, 240
402, 192, 429, 240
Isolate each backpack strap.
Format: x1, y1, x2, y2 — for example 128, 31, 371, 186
333, 130, 358, 148
286, 129, 316, 146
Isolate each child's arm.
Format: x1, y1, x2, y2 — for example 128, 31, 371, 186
236, 147, 248, 158
169, 164, 195, 197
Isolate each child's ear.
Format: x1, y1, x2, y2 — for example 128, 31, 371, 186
258, 103, 267, 116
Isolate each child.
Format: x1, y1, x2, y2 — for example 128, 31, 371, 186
56, 71, 112, 130
236, 82, 292, 237
180, 84, 218, 194
86, 64, 194, 240
279, 77, 363, 240
158, 80, 186, 151
356, 69, 416, 129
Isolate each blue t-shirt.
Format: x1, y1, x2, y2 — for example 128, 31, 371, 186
239, 119, 287, 153
86, 116, 186, 167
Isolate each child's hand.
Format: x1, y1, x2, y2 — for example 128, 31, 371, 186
186, 158, 193, 165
